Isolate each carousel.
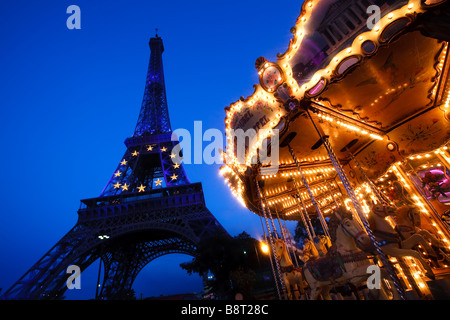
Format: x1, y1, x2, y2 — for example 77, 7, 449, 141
220, 0, 450, 299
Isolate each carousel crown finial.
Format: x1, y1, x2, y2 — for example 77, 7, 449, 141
255, 56, 268, 71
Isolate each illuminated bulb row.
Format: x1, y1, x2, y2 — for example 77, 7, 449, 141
220, 165, 246, 207
285, 204, 337, 216
285, 208, 299, 216
261, 166, 334, 180
282, 199, 297, 208
267, 189, 337, 209
369, 83, 410, 108
224, 88, 284, 170
279, 156, 329, 164
404, 257, 429, 292
323, 205, 339, 214
298, 186, 339, 200
317, 195, 338, 207
409, 153, 433, 160
316, 112, 384, 140
433, 43, 448, 99
391, 259, 413, 290
268, 196, 291, 206
304, 175, 335, 185
420, 162, 443, 169
408, 146, 449, 166
265, 185, 288, 196
284, 194, 340, 215
280, 171, 333, 180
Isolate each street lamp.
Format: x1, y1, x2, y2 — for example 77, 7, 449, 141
260, 242, 270, 254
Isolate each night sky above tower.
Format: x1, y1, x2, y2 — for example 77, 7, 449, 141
0, 0, 301, 299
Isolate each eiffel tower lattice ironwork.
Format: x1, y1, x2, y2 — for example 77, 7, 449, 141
2, 34, 228, 300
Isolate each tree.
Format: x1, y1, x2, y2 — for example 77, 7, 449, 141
180, 231, 270, 299
294, 216, 327, 244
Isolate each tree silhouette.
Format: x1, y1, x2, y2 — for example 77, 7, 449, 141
293, 216, 327, 245
180, 231, 270, 299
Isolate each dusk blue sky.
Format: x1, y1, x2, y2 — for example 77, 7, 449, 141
0, 0, 301, 299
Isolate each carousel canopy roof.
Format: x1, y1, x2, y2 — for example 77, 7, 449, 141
221, 0, 450, 221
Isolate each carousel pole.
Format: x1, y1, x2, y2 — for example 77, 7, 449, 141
282, 218, 301, 268
292, 178, 315, 240
255, 179, 287, 300
274, 206, 300, 267
273, 206, 288, 243
259, 215, 282, 300
286, 144, 330, 239
318, 172, 340, 207
304, 108, 406, 300
262, 192, 280, 240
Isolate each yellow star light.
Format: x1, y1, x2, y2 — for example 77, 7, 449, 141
170, 174, 178, 181
132, 150, 139, 156
120, 159, 127, 166
160, 146, 167, 152
146, 145, 153, 151
173, 163, 180, 169
113, 182, 121, 189
137, 184, 146, 192
121, 183, 129, 191
114, 171, 122, 177
170, 153, 176, 159
154, 178, 162, 186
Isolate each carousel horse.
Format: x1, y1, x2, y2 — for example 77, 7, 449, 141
313, 235, 332, 258
299, 235, 332, 262
273, 238, 305, 299
303, 207, 399, 300
298, 239, 319, 263
367, 203, 436, 279
395, 205, 450, 266
422, 171, 450, 199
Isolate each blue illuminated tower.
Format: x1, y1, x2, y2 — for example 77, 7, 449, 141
2, 34, 228, 300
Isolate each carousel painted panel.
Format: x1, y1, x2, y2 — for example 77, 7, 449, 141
225, 89, 286, 168
316, 32, 443, 132
389, 108, 450, 157
351, 139, 403, 181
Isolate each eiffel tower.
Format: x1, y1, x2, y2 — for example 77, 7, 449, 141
3, 33, 228, 300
